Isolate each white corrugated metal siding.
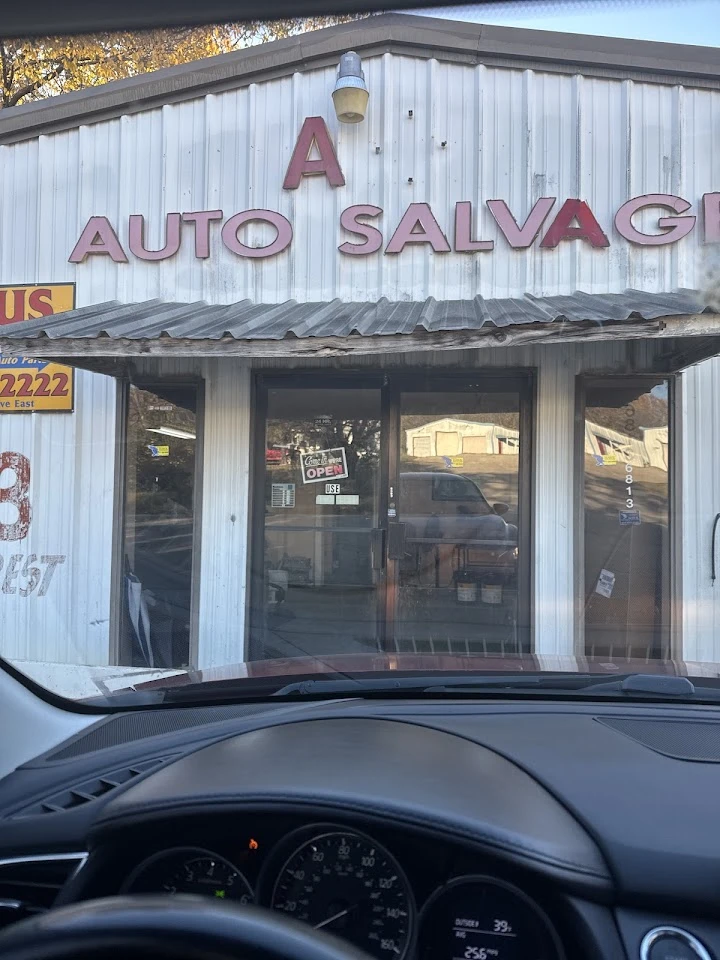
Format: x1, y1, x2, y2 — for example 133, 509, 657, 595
1, 46, 719, 669
681, 358, 720, 662
1, 55, 717, 303
0, 340, 684, 669
0, 369, 116, 665
196, 360, 252, 668
162, 341, 662, 667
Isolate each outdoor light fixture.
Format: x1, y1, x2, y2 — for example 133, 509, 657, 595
332, 51, 368, 123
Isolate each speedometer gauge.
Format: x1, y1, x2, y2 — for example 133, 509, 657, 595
123, 847, 253, 903
419, 876, 563, 960
271, 830, 415, 960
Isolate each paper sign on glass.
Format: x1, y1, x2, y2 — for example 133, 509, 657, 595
300, 447, 349, 484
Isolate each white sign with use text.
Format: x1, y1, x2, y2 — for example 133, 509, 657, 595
300, 447, 348, 484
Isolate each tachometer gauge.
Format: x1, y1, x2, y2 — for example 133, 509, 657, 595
419, 876, 563, 960
270, 830, 415, 960
123, 847, 253, 903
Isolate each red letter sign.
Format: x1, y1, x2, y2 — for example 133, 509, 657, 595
221, 210, 293, 258
283, 117, 345, 190
615, 194, 696, 246
183, 210, 224, 258
703, 193, 720, 243
541, 200, 609, 248
68, 217, 128, 263
128, 214, 182, 261
385, 203, 451, 255
454, 202, 493, 252
339, 205, 383, 255
487, 198, 556, 248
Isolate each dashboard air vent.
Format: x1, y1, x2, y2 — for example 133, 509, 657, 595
10, 756, 172, 818
0, 854, 86, 928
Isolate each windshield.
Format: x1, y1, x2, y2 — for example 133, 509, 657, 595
1, 0, 719, 704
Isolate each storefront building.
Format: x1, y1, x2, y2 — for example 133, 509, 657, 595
2, 14, 720, 690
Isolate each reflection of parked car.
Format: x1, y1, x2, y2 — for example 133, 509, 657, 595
399, 471, 518, 551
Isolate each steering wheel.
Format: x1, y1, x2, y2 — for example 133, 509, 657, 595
0, 894, 377, 960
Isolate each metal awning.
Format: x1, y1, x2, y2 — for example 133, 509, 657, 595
0, 289, 707, 340
1, 289, 719, 372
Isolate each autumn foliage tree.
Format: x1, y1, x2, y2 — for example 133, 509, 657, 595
0, 17, 364, 108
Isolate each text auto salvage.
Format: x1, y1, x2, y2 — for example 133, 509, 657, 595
67, 117, 720, 266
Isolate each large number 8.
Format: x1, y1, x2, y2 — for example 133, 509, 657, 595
0, 452, 31, 541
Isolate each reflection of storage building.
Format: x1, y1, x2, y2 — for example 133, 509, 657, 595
3, 13, 720, 686
584, 422, 669, 470
406, 420, 520, 457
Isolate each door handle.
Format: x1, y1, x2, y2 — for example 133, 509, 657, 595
387, 522, 407, 560
370, 528, 386, 570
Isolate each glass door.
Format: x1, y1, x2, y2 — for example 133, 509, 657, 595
251, 374, 531, 662
580, 378, 670, 660
388, 380, 529, 656
252, 382, 385, 660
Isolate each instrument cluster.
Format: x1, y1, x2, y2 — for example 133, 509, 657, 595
122, 823, 564, 960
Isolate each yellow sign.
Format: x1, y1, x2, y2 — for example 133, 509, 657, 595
0, 283, 76, 413
0, 283, 75, 325
0, 359, 74, 412
602, 453, 617, 465
450, 455, 464, 467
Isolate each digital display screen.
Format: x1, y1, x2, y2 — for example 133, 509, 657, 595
419, 878, 560, 960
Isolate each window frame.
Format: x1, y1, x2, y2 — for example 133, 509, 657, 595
250, 369, 535, 657
574, 374, 676, 660
111, 376, 205, 669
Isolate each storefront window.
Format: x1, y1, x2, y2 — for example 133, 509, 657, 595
581, 379, 670, 659
395, 390, 523, 654
120, 384, 199, 669
255, 386, 382, 660
252, 378, 529, 661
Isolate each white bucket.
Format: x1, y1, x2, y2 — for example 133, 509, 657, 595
481, 583, 503, 605
457, 581, 477, 603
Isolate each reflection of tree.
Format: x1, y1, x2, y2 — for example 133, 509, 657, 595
267, 418, 381, 477
127, 386, 197, 516
586, 390, 667, 440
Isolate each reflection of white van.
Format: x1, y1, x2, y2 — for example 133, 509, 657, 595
399, 472, 517, 549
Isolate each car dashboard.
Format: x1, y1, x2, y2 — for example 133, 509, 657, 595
96, 811, 571, 960
0, 696, 719, 960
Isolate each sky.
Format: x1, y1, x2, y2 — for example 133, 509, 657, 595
409, 0, 720, 46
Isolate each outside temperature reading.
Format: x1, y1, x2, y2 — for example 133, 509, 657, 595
419, 878, 561, 960
453, 912, 514, 959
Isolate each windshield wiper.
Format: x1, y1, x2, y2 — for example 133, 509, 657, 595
273, 672, 706, 699
83, 670, 713, 708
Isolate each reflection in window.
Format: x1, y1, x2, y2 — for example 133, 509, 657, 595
582, 380, 670, 660
121, 384, 198, 669
396, 391, 523, 655
256, 387, 382, 661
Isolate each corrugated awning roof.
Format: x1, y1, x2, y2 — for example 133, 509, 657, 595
0, 289, 706, 342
